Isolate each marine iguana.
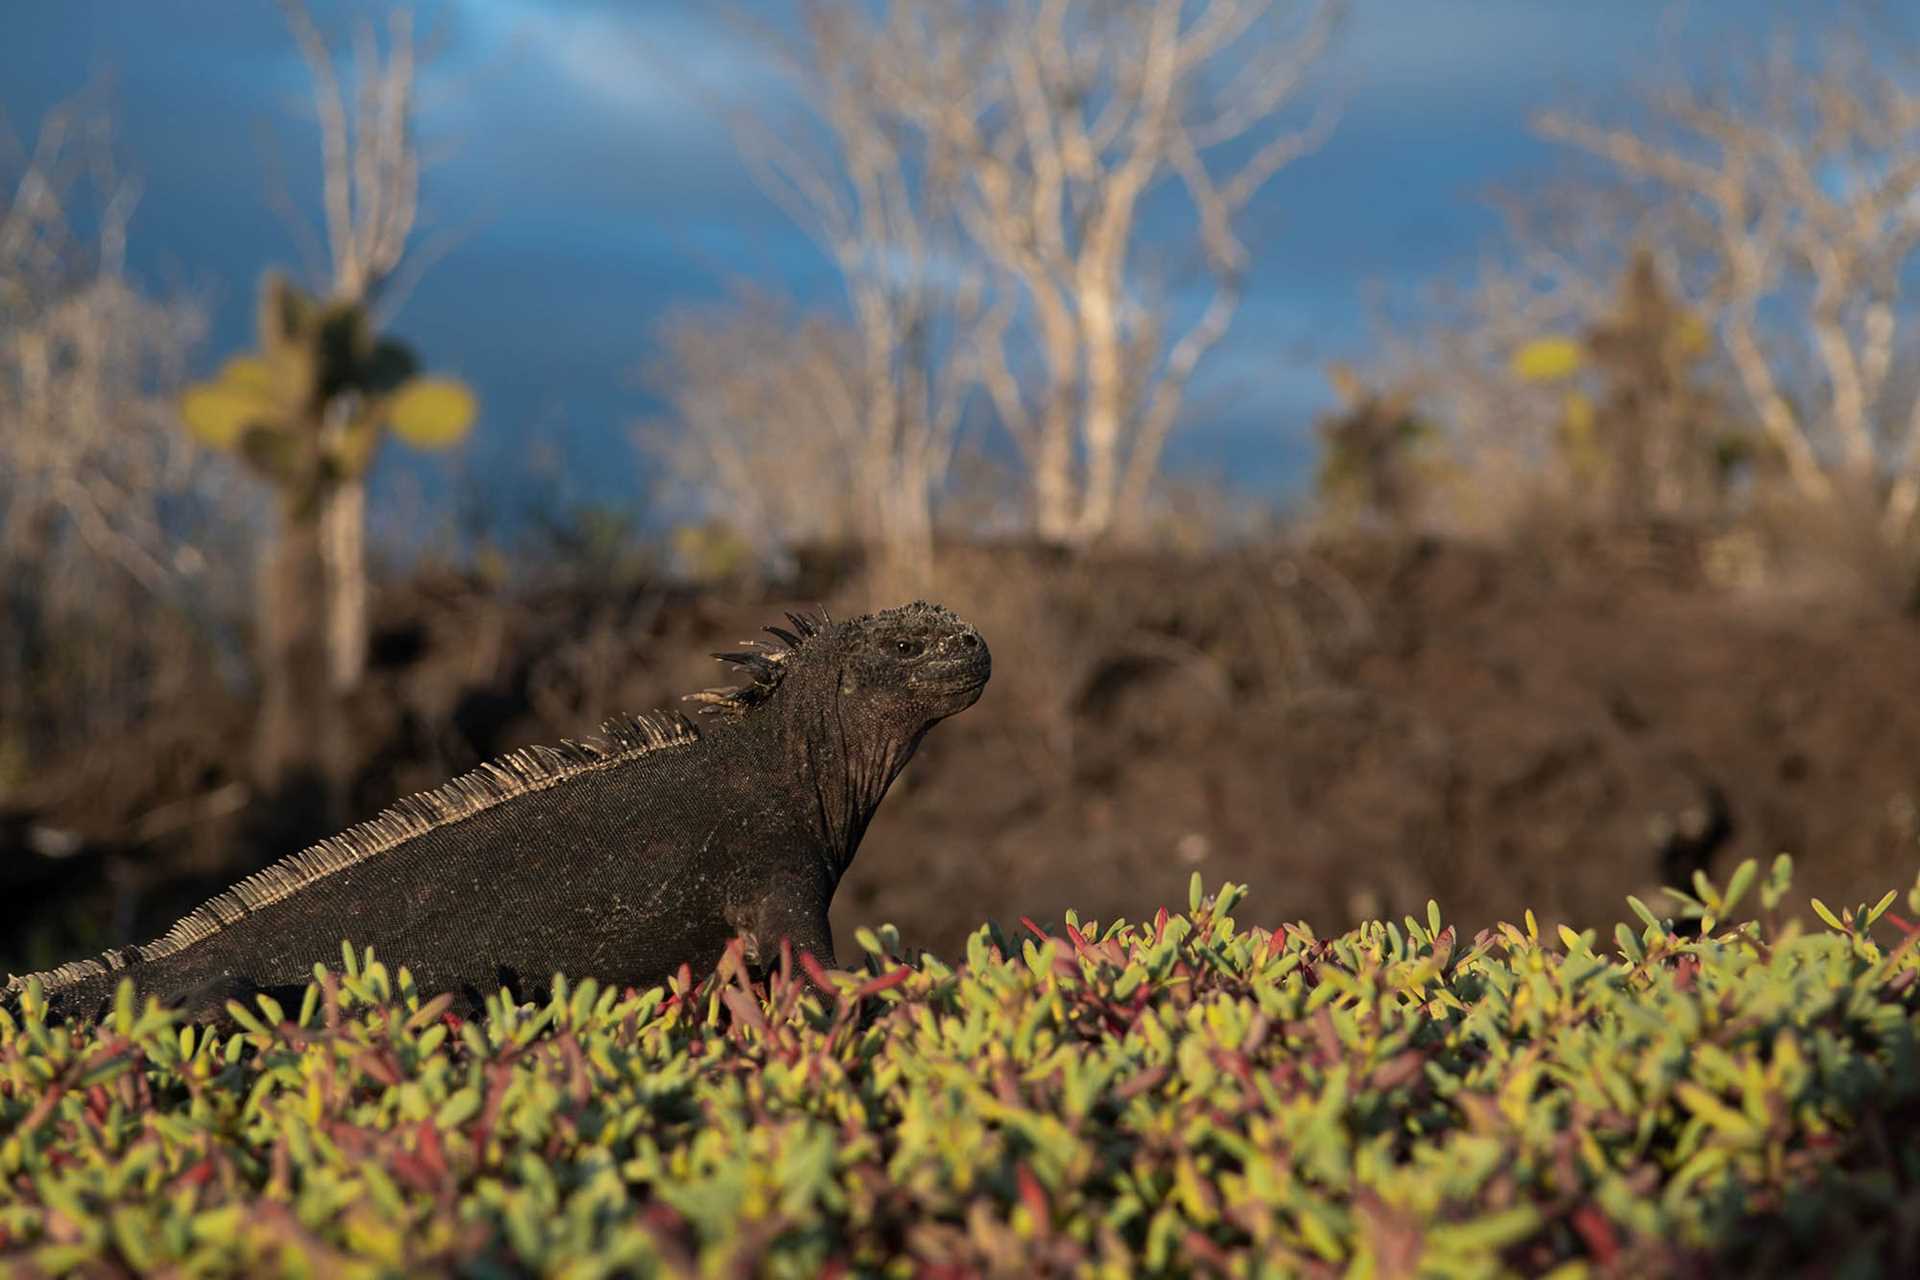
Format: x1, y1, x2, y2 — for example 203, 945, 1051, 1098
8, 601, 989, 1024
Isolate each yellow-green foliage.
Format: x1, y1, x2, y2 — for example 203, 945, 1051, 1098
4, 860, 1920, 1276
1507, 252, 1744, 517
1510, 336, 1586, 384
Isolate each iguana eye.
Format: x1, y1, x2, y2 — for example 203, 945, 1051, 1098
893, 638, 923, 658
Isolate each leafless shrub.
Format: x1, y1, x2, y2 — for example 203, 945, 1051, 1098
0, 99, 255, 768
639, 287, 864, 579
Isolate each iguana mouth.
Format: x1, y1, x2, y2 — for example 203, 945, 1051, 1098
916, 645, 991, 696
921, 676, 989, 696
913, 667, 991, 707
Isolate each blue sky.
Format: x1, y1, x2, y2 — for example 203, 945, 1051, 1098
5, 1, 1824, 528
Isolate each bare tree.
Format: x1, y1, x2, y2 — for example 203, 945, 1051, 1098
872, 0, 1343, 545
0, 100, 253, 761
640, 287, 864, 572
1538, 34, 1920, 538
730, 2, 985, 586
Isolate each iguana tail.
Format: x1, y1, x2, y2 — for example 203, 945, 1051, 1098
4, 947, 251, 1027
4, 948, 145, 1025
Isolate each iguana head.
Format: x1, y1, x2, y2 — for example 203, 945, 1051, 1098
693, 602, 989, 866
830, 601, 991, 727
693, 600, 990, 734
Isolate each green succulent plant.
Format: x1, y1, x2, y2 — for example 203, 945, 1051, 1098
5, 862, 1920, 1274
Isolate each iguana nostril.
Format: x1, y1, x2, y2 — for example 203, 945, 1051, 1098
958, 632, 979, 649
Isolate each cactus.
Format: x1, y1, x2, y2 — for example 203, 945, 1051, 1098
1511, 251, 1743, 522
386, 377, 479, 448
179, 274, 472, 518
1314, 363, 1442, 529
175, 273, 477, 799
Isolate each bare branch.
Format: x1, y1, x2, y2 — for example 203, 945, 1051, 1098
278, 0, 356, 292
276, 0, 423, 307
640, 288, 865, 564
1532, 44, 1920, 503
254, 119, 332, 287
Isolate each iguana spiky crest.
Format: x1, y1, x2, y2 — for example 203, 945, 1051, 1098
685, 608, 831, 716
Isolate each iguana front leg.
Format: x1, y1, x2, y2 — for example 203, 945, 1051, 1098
727, 886, 836, 974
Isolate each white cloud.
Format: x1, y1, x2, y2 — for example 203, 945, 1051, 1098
453, 0, 783, 124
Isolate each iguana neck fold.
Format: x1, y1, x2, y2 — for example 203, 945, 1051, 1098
783, 688, 922, 882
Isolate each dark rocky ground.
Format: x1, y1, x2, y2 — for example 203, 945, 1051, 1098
7, 529, 1920, 974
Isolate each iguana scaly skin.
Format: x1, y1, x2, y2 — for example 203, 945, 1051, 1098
10, 602, 989, 1024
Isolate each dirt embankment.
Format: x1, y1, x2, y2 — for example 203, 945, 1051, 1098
842, 535, 1920, 955
8, 533, 1920, 970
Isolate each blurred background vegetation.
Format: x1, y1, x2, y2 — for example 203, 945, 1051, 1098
5, 1, 1920, 973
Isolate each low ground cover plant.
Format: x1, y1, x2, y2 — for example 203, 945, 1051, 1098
2, 859, 1918, 1277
